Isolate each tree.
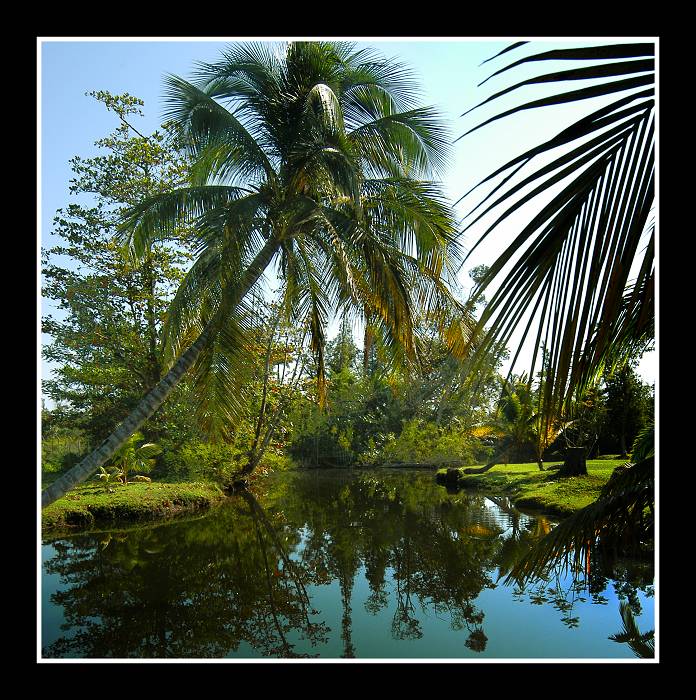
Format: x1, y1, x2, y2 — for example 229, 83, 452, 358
466, 374, 549, 472
42, 41, 466, 507
602, 362, 652, 458
239, 296, 313, 477
42, 92, 197, 449
326, 316, 360, 376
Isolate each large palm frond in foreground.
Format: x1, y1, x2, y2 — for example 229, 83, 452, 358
461, 42, 655, 422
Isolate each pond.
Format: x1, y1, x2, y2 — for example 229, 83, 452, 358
41, 469, 654, 660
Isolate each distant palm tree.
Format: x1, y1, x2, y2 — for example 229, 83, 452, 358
42, 41, 466, 508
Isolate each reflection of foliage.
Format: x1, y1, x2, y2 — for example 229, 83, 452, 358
391, 533, 423, 641
506, 456, 653, 585
465, 628, 488, 653
609, 601, 654, 659
512, 550, 653, 633
43, 470, 652, 658
42, 497, 328, 658
364, 588, 389, 615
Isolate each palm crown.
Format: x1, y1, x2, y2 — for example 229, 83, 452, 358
120, 41, 467, 437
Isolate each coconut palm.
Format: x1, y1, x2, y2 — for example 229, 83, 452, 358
109, 432, 162, 484
42, 41, 467, 508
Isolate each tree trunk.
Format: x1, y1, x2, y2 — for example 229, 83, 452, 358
619, 432, 628, 460
462, 461, 498, 475
460, 444, 512, 474
143, 252, 162, 391
41, 236, 282, 509
363, 322, 374, 375
558, 447, 587, 477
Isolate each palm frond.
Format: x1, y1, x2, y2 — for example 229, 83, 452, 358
349, 105, 451, 179
461, 41, 655, 420
162, 73, 276, 185
608, 600, 655, 658
630, 420, 654, 463
117, 185, 249, 258
505, 457, 653, 585
188, 296, 262, 439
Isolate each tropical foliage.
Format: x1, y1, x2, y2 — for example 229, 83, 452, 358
505, 423, 654, 585
461, 41, 655, 423
42, 41, 470, 508
40, 39, 656, 661
41, 91, 198, 448
121, 40, 468, 434
109, 432, 162, 484
457, 40, 655, 575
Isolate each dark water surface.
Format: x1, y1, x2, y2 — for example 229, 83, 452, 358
41, 469, 654, 659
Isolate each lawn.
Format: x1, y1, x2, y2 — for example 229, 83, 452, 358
41, 480, 227, 535
436, 459, 627, 518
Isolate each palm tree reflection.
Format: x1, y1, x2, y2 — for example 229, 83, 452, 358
42, 471, 652, 658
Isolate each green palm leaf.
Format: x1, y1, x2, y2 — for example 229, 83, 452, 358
461, 41, 655, 423
136, 443, 162, 459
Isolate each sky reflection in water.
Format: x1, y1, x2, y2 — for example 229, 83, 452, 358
41, 469, 654, 659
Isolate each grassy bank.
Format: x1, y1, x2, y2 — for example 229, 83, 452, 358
436, 459, 626, 518
41, 481, 227, 536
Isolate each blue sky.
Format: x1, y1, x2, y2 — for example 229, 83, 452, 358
39, 37, 657, 394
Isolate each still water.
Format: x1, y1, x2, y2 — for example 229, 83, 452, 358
41, 469, 654, 659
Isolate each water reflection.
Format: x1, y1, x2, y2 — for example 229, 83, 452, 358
42, 469, 654, 659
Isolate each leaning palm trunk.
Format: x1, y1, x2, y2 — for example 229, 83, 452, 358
42, 236, 281, 508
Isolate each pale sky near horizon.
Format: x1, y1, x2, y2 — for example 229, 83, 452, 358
38, 37, 657, 403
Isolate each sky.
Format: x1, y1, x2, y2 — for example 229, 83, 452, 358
38, 36, 658, 401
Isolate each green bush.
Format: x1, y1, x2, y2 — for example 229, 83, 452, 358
379, 419, 477, 465
157, 441, 246, 483
255, 451, 296, 472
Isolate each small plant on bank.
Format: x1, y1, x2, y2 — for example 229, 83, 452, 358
96, 465, 123, 493
109, 432, 162, 485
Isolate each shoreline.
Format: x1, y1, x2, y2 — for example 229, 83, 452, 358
435, 459, 628, 519
41, 481, 228, 538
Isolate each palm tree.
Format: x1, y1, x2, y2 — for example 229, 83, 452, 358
42, 41, 466, 508
460, 40, 655, 576
109, 432, 162, 484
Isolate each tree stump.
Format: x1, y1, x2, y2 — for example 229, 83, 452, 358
558, 447, 587, 477
445, 468, 461, 484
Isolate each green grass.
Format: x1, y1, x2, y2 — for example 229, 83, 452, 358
41, 481, 227, 536
436, 459, 627, 518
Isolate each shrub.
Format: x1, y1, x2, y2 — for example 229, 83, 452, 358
157, 441, 246, 483
379, 419, 477, 465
